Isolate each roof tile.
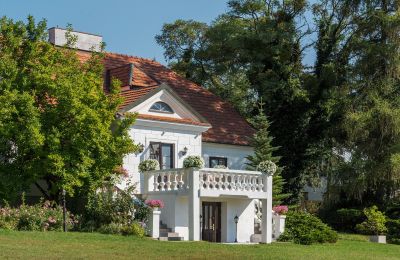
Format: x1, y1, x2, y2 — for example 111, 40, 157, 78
77, 50, 254, 146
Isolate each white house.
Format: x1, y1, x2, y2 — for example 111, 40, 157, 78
48, 28, 275, 243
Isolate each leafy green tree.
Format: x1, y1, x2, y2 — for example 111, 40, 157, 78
157, 0, 311, 201
246, 104, 290, 205
0, 16, 138, 202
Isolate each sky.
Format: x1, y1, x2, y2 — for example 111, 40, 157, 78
1, 0, 315, 65
0, 0, 228, 64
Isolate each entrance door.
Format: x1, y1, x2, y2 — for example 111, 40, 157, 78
202, 202, 221, 242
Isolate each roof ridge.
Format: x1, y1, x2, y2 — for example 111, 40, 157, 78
105, 51, 161, 65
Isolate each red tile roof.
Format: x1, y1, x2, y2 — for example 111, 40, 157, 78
77, 50, 255, 146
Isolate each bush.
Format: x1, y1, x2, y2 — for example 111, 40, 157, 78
133, 198, 151, 223
319, 207, 365, 232
356, 206, 387, 235
387, 219, 400, 244
98, 223, 122, 235
121, 222, 146, 237
82, 184, 136, 229
0, 200, 77, 232
183, 155, 204, 168
278, 211, 338, 245
138, 159, 160, 173
336, 208, 365, 232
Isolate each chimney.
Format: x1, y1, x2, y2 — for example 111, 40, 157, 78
48, 27, 103, 52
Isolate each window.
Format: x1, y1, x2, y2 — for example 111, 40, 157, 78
209, 157, 227, 168
149, 142, 174, 169
149, 101, 174, 113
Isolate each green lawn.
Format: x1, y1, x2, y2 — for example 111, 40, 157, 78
0, 230, 399, 260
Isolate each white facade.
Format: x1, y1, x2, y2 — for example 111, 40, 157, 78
203, 142, 253, 170
120, 85, 274, 243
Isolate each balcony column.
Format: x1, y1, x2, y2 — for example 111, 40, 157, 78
261, 174, 273, 243
188, 168, 200, 241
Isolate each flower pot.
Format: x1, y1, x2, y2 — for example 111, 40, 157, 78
369, 235, 386, 244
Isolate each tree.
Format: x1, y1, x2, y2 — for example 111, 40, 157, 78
157, 0, 311, 201
337, 0, 400, 205
246, 103, 290, 205
0, 16, 138, 202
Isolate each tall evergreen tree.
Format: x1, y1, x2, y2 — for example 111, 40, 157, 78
246, 103, 290, 205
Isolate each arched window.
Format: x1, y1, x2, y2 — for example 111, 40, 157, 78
149, 101, 174, 113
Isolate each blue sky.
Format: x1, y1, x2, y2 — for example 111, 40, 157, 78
1, 0, 315, 65
1, 0, 227, 64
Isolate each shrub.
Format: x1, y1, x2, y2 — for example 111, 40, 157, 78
387, 219, 400, 244
98, 223, 122, 235
278, 211, 338, 245
335, 208, 365, 232
121, 222, 146, 237
356, 206, 387, 235
183, 155, 204, 168
138, 159, 160, 173
82, 184, 136, 229
0, 200, 77, 232
133, 198, 151, 223
303, 201, 322, 215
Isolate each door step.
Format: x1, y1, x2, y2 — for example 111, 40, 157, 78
158, 222, 184, 241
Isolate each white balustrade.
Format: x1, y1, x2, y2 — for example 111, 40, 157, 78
144, 168, 269, 199
145, 168, 189, 193
199, 168, 265, 192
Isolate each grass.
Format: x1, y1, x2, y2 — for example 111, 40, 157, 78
0, 230, 399, 260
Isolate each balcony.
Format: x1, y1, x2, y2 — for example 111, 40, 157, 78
143, 167, 269, 199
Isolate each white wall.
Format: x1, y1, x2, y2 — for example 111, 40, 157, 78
147, 194, 189, 240
123, 124, 203, 193
130, 89, 200, 121
200, 197, 254, 243
202, 142, 253, 170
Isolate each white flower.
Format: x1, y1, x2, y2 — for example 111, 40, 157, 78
138, 159, 160, 173
257, 160, 277, 175
183, 155, 204, 168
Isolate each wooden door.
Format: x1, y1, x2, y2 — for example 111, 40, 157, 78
202, 202, 221, 242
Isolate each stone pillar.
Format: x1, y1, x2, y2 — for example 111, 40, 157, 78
261, 174, 273, 243
273, 214, 286, 239
148, 208, 161, 238
188, 168, 200, 241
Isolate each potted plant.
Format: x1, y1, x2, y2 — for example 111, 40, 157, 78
145, 199, 164, 211
272, 205, 288, 239
356, 206, 387, 243
138, 159, 160, 173
257, 160, 277, 175
183, 155, 204, 169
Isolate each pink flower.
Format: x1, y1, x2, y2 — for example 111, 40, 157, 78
273, 205, 288, 215
145, 199, 164, 209
47, 216, 57, 224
